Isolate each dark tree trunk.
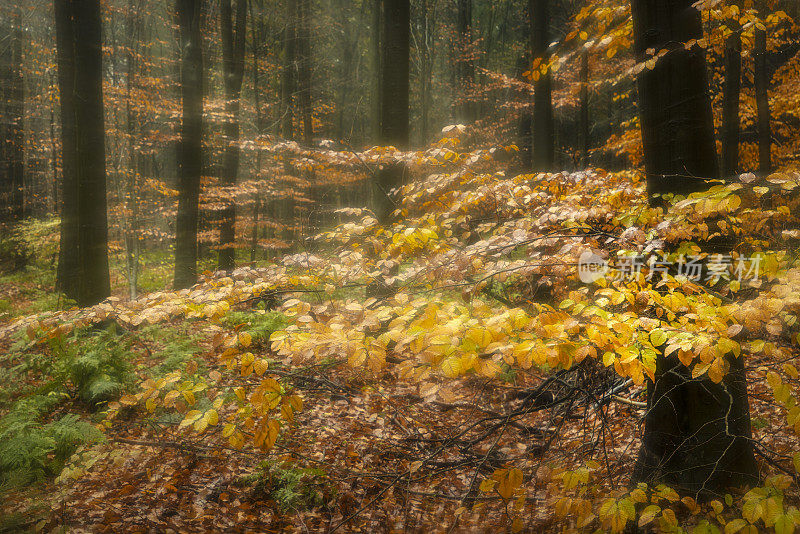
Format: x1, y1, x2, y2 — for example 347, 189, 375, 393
281, 0, 296, 140
296, 0, 313, 145
631, 0, 718, 204
632, 351, 759, 493
250, 194, 260, 263
174, 0, 204, 289
454, 0, 475, 123
529, 0, 554, 171
515, 53, 532, 170
754, 28, 771, 175
630, 0, 758, 494
54, 0, 110, 307
374, 0, 409, 224
721, 32, 741, 178
1, 5, 24, 223
218, 0, 247, 272
370, 0, 382, 142
579, 49, 590, 167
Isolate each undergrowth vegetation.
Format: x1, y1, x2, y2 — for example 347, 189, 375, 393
1, 134, 799, 531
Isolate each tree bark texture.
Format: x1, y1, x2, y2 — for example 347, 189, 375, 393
55, 0, 111, 307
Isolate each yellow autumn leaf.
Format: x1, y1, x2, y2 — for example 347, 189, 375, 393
239, 331, 252, 348
442, 356, 463, 378
180, 409, 203, 428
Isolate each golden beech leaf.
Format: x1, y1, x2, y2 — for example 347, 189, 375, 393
288, 394, 303, 411
496, 477, 514, 501
479, 478, 496, 493
784, 363, 799, 380
708, 359, 725, 384
119, 394, 138, 406
254, 358, 269, 376
724, 519, 748, 534
650, 329, 667, 347
638, 505, 660, 527
181, 390, 196, 406
508, 468, 523, 489
678, 349, 694, 368
555, 497, 572, 518
163, 390, 180, 407
206, 409, 219, 426
239, 331, 252, 348
265, 419, 281, 451
761, 496, 781, 527
281, 403, 294, 423
254, 420, 268, 449
194, 416, 208, 433
442, 356, 463, 378
774, 514, 795, 534
180, 410, 202, 429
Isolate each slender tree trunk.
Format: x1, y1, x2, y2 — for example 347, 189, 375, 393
754, 27, 771, 175
218, 0, 247, 272
370, 0, 382, 142
251, 0, 264, 262
579, 49, 590, 167
373, 0, 409, 224
1, 6, 24, 223
529, 0, 554, 171
174, 0, 204, 289
721, 32, 742, 178
49, 80, 59, 213
515, 54, 532, 170
296, 0, 313, 145
631, 0, 718, 203
630, 0, 757, 494
250, 0, 265, 135
454, 0, 475, 123
250, 194, 260, 263
54, 0, 110, 307
125, 0, 141, 299
281, 0, 296, 140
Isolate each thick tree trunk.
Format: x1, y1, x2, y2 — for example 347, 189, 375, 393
754, 27, 771, 175
218, 0, 247, 272
174, 0, 204, 289
55, 0, 110, 307
630, 0, 757, 493
296, 0, 313, 145
721, 32, 741, 178
631, 0, 718, 203
374, 0, 409, 224
1, 6, 24, 223
529, 0, 554, 171
579, 49, 590, 168
632, 352, 759, 493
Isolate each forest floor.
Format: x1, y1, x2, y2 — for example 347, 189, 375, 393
0, 287, 638, 532
0, 266, 794, 533
2, 167, 800, 532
